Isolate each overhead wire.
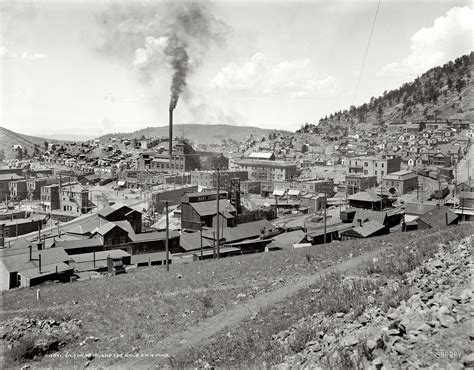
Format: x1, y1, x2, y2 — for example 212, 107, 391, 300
352, 0, 382, 106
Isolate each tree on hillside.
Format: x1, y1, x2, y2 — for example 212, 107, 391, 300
0, 149, 5, 162
22, 148, 28, 159
44, 141, 49, 151
15, 147, 23, 160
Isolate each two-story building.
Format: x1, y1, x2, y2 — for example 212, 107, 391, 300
381, 170, 418, 195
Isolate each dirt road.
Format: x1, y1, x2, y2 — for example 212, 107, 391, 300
126, 246, 388, 368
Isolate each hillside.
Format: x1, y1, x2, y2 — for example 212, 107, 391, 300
0, 127, 56, 160
1, 225, 471, 368
100, 124, 290, 145
298, 52, 473, 135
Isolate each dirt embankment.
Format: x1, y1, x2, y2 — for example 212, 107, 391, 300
273, 235, 473, 369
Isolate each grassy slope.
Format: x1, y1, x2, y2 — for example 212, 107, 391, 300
0, 127, 63, 159
2, 225, 472, 367
176, 224, 473, 368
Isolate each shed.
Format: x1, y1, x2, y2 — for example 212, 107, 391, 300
416, 206, 459, 230
340, 220, 388, 240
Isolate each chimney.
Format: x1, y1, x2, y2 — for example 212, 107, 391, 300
445, 212, 449, 226
29, 244, 32, 261
357, 219, 363, 227
169, 109, 173, 170
38, 254, 42, 273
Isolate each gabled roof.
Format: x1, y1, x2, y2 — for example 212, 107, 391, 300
95, 222, 118, 236
191, 199, 235, 217
98, 203, 132, 218
416, 206, 458, 228
352, 209, 388, 226
342, 220, 386, 238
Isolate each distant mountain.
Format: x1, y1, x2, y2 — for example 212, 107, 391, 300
297, 52, 473, 135
41, 133, 97, 141
100, 124, 290, 145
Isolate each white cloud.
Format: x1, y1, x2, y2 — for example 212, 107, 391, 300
133, 36, 169, 70
209, 53, 336, 97
0, 45, 47, 60
20, 51, 47, 61
379, 6, 473, 76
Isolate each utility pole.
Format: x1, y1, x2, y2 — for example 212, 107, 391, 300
323, 195, 327, 244
216, 167, 220, 259
200, 222, 203, 260
380, 183, 383, 211
165, 200, 169, 272
438, 169, 441, 206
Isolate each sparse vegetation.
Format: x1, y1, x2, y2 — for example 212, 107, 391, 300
1, 225, 472, 367
176, 224, 472, 368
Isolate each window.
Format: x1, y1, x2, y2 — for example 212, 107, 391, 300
381, 163, 385, 168
381, 171, 384, 175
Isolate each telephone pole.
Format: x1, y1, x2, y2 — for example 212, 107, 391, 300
165, 200, 169, 272
216, 167, 220, 259
323, 195, 327, 244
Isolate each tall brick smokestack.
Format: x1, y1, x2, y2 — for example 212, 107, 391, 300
169, 108, 173, 171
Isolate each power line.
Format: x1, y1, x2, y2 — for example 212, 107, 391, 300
352, 0, 381, 106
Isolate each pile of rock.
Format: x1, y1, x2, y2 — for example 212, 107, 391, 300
274, 235, 473, 369
1, 317, 82, 360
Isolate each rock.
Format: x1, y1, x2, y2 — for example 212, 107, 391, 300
176, 274, 182, 279
392, 342, 408, 355
438, 315, 456, 328
336, 312, 345, 318
372, 356, 384, 366
462, 353, 474, 367
324, 334, 335, 343
386, 310, 399, 320
386, 329, 401, 336
438, 305, 451, 316
341, 335, 359, 347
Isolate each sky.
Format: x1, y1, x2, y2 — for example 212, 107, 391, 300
0, 0, 472, 138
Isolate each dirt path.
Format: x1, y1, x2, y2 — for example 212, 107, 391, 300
124, 246, 388, 368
